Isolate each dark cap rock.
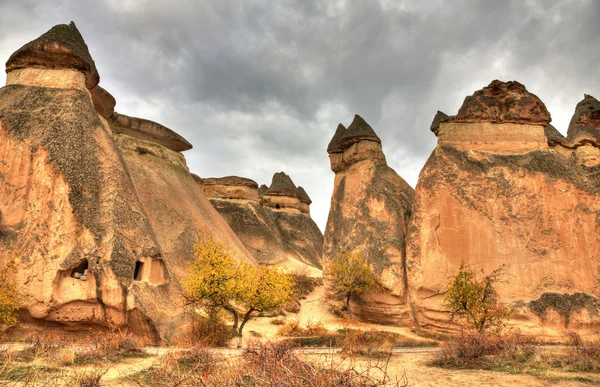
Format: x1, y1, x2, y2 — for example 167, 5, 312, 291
201, 176, 258, 189
327, 123, 346, 154
6, 22, 100, 89
567, 94, 600, 143
338, 115, 381, 149
449, 80, 551, 125
296, 186, 312, 204
265, 172, 299, 198
430, 111, 448, 136
110, 112, 192, 152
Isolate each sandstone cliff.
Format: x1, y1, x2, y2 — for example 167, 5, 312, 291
0, 22, 255, 342
200, 173, 323, 276
408, 80, 600, 336
323, 115, 415, 325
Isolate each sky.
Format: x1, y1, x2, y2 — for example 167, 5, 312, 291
1, 0, 599, 231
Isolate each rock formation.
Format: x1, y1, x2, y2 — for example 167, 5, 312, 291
0, 22, 255, 342
323, 115, 415, 325
407, 80, 600, 336
200, 173, 323, 276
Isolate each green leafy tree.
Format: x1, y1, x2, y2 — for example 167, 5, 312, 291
181, 234, 295, 347
325, 251, 378, 320
0, 257, 19, 327
444, 264, 510, 334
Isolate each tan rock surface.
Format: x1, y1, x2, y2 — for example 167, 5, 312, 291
323, 115, 415, 325
407, 81, 600, 336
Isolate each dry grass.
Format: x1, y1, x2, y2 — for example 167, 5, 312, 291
129, 341, 408, 386
278, 323, 436, 356
431, 331, 600, 383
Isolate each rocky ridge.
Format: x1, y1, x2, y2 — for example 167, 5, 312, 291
199, 173, 323, 275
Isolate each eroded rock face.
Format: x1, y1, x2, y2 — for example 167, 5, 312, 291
323, 115, 415, 325
0, 23, 255, 342
201, 174, 323, 275
451, 80, 551, 125
408, 81, 600, 337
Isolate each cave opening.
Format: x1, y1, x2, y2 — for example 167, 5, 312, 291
70, 259, 89, 278
134, 261, 144, 281
276, 204, 281, 209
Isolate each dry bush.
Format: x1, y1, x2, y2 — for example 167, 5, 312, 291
13, 331, 64, 361
70, 367, 108, 387
303, 320, 328, 336
277, 319, 329, 338
238, 341, 407, 386
270, 316, 286, 325
133, 346, 223, 386
565, 331, 600, 371
192, 309, 232, 347
432, 332, 536, 368
73, 330, 146, 364
277, 318, 304, 336
131, 341, 408, 386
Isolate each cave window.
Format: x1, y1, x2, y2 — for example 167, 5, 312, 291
275, 204, 281, 209
134, 261, 144, 281
70, 259, 89, 279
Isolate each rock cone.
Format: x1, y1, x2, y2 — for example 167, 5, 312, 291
324, 115, 415, 325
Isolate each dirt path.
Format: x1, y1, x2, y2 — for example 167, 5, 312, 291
307, 352, 591, 387
100, 356, 157, 385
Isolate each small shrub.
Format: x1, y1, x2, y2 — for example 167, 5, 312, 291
432, 332, 536, 368
193, 308, 232, 347
325, 251, 379, 320
70, 367, 107, 387
270, 316, 286, 325
277, 319, 304, 336
444, 264, 510, 334
303, 320, 328, 336
566, 331, 600, 371
74, 330, 146, 364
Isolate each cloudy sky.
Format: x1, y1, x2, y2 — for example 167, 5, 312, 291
1, 0, 598, 231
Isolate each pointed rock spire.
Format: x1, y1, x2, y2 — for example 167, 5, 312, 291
567, 94, 600, 143
338, 114, 381, 149
265, 172, 299, 197
6, 21, 99, 89
327, 123, 346, 154
430, 110, 448, 136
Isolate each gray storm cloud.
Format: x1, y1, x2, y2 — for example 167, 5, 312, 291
1, 0, 599, 230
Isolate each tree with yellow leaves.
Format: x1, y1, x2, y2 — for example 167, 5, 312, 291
0, 257, 19, 327
181, 234, 294, 347
325, 251, 378, 320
